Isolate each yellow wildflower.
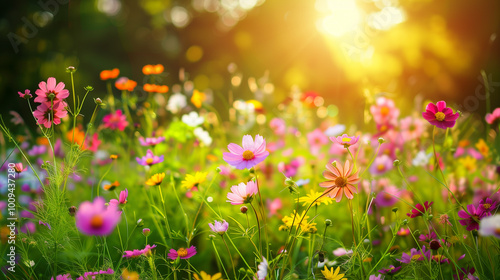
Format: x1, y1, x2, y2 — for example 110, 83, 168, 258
295, 190, 333, 207
121, 268, 140, 280
191, 90, 206, 108
194, 271, 223, 280
146, 173, 166, 186
280, 210, 317, 233
475, 139, 489, 158
321, 266, 347, 280
458, 156, 476, 172
181, 172, 208, 190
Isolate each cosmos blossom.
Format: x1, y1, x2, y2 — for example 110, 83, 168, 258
226, 181, 258, 205
167, 246, 197, 260
136, 150, 164, 166
485, 108, 500, 124
222, 135, 269, 170
138, 136, 165, 146
396, 246, 431, 263
331, 134, 359, 148
422, 101, 460, 129
478, 215, 500, 238
458, 204, 488, 231
102, 110, 129, 131
34, 77, 70, 105
208, 220, 229, 235
407, 201, 433, 218
319, 160, 361, 203
75, 197, 121, 236
122, 244, 157, 258
33, 101, 68, 128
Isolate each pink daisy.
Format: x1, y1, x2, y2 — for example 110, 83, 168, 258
136, 150, 164, 166
18, 89, 32, 99
209, 220, 229, 235
139, 136, 166, 146
75, 197, 121, 236
370, 97, 400, 125
123, 244, 157, 258
422, 101, 460, 129
222, 135, 269, 170
307, 128, 328, 155
226, 181, 258, 205
319, 160, 361, 202
331, 134, 360, 148
34, 77, 70, 105
33, 101, 68, 128
485, 108, 500, 124
102, 109, 129, 131
168, 246, 197, 260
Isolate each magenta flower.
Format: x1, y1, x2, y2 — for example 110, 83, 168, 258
51, 274, 72, 280
277, 158, 302, 177
374, 185, 401, 207
226, 181, 258, 205
139, 136, 166, 146
33, 101, 68, 128
75, 197, 121, 236
122, 244, 157, 258
76, 268, 114, 280
269, 117, 286, 136
458, 204, 488, 231
18, 89, 32, 99
209, 220, 229, 235
222, 135, 269, 170
13, 163, 27, 173
485, 108, 500, 124
378, 265, 401, 275
407, 201, 433, 218
369, 155, 393, 175
331, 134, 360, 148
102, 109, 129, 131
168, 245, 197, 260
422, 101, 460, 129
266, 198, 282, 217
478, 198, 497, 214
110, 189, 128, 206
396, 246, 431, 263
34, 77, 70, 105
38, 220, 51, 230
136, 150, 164, 166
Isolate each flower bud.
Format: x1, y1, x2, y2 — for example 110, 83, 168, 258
429, 240, 441, 250
137, 219, 144, 227
208, 234, 216, 240
378, 137, 385, 144
66, 66, 76, 73
94, 98, 103, 105
325, 219, 332, 226
216, 167, 222, 173
392, 207, 398, 213
68, 206, 76, 216
84, 86, 94, 91
393, 159, 401, 166
142, 228, 151, 237
240, 206, 248, 214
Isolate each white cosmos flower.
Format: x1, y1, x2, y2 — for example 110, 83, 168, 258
166, 92, 187, 114
194, 127, 212, 146
182, 111, 204, 127
412, 150, 432, 166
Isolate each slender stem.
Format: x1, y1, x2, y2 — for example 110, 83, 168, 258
359, 142, 382, 178
212, 239, 230, 280
222, 236, 237, 279
250, 202, 262, 256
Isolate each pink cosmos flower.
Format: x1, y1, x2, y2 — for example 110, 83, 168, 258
407, 201, 433, 218
396, 246, 431, 263
307, 128, 328, 155
370, 155, 393, 175
167, 245, 197, 260
374, 185, 401, 207
209, 220, 229, 235
478, 198, 497, 214
75, 197, 121, 236
331, 134, 360, 148
319, 160, 361, 202
110, 189, 128, 206
266, 198, 282, 217
458, 204, 488, 231
400, 116, 425, 141
102, 110, 129, 131
136, 150, 164, 166
34, 77, 70, 105
222, 135, 269, 170
76, 268, 114, 280
226, 181, 258, 205
370, 97, 400, 125
85, 133, 101, 152
269, 117, 286, 136
277, 158, 302, 177
122, 244, 157, 258
18, 89, 32, 99
14, 163, 27, 173
139, 136, 166, 146
33, 101, 68, 128
422, 101, 460, 129
333, 247, 353, 256
485, 108, 500, 124
51, 274, 72, 280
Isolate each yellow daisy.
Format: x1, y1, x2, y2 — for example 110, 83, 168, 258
194, 271, 223, 280
121, 268, 140, 280
146, 173, 166, 186
181, 172, 208, 190
191, 89, 206, 108
103, 181, 120, 191
321, 266, 347, 280
295, 190, 333, 207
280, 210, 317, 233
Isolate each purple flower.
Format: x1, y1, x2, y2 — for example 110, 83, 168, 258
167, 246, 197, 260
397, 246, 431, 263
139, 136, 165, 146
223, 135, 269, 170
458, 204, 488, 231
38, 220, 51, 230
419, 231, 437, 243
136, 150, 164, 166
478, 198, 497, 214
370, 155, 393, 175
75, 197, 121, 236
51, 274, 72, 280
407, 201, 433, 218
422, 101, 460, 129
378, 265, 401, 275
76, 268, 114, 280
209, 220, 229, 235
122, 244, 157, 258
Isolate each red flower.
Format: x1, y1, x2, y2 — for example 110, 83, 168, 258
407, 201, 433, 218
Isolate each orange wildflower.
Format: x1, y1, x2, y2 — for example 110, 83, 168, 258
191, 89, 206, 108
100, 68, 120, 80
103, 181, 120, 191
67, 127, 86, 148
142, 64, 164, 75
115, 77, 137, 91
319, 160, 361, 202
143, 84, 169, 93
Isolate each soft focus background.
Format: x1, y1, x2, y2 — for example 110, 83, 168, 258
1, 0, 499, 124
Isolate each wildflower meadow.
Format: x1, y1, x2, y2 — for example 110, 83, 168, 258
1, 1, 500, 280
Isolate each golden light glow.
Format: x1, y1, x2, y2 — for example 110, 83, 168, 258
316, 0, 362, 37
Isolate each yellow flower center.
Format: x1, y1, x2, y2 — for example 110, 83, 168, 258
494, 228, 500, 235
146, 158, 154, 165
381, 106, 389, 116
177, 248, 188, 257
411, 254, 422, 261
90, 215, 104, 229
335, 177, 347, 187
377, 164, 386, 171
435, 112, 446, 121
242, 150, 255, 160
483, 203, 491, 210
341, 137, 351, 143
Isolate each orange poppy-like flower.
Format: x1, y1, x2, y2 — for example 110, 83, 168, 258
100, 68, 120, 80
143, 84, 169, 93
191, 90, 206, 108
247, 99, 264, 113
103, 181, 120, 191
115, 77, 137, 91
319, 160, 360, 202
66, 127, 86, 149
142, 64, 164, 75
145, 173, 166, 186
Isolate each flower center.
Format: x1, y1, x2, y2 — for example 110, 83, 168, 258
335, 177, 347, 187
242, 150, 255, 160
494, 228, 500, 235
381, 106, 389, 116
483, 203, 491, 210
377, 164, 386, 171
177, 248, 188, 257
435, 112, 446, 121
146, 158, 154, 165
90, 215, 104, 229
341, 137, 351, 143
411, 254, 422, 261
